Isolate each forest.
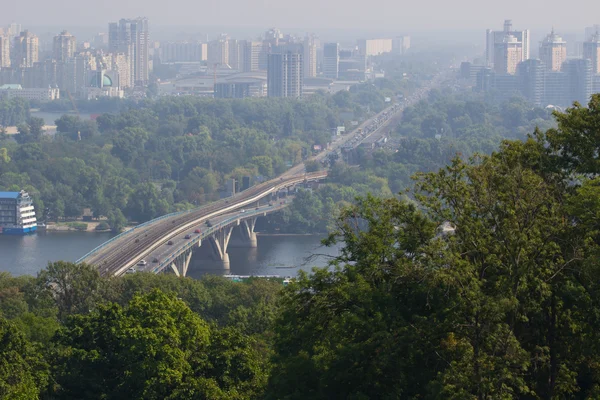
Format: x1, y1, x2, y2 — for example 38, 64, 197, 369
0, 83, 396, 231
278, 89, 556, 233
3, 95, 600, 398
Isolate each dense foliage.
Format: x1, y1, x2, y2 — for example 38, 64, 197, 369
279, 91, 555, 233
266, 94, 600, 399
0, 263, 281, 399
3, 95, 600, 398
0, 86, 398, 228
0, 98, 30, 127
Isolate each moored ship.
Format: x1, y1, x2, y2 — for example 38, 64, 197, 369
0, 190, 37, 235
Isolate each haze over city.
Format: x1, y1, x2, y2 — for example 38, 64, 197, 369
2, 0, 599, 34
5, 0, 600, 397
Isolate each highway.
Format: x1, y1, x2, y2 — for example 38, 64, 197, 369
81, 70, 449, 277
83, 171, 325, 277
135, 199, 291, 275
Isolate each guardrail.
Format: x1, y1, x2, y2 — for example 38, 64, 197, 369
150, 203, 286, 274
76, 208, 194, 264
83, 170, 327, 270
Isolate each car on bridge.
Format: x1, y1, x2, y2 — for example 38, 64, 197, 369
167, 240, 174, 245
126, 267, 136, 274
137, 260, 147, 266
194, 229, 201, 233
184, 234, 191, 239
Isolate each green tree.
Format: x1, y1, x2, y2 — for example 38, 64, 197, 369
51, 290, 260, 400
0, 317, 48, 399
107, 208, 127, 232
36, 261, 103, 321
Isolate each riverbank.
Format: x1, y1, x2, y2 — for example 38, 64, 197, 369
46, 221, 106, 232
256, 232, 321, 236
46, 221, 136, 233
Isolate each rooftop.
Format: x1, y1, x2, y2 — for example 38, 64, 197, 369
0, 192, 20, 199
0, 84, 23, 90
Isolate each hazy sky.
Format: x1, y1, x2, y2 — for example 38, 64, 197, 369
2, 0, 598, 34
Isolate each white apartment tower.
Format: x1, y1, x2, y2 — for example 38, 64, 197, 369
583, 32, 600, 74
539, 29, 567, 72
486, 20, 529, 68
303, 35, 317, 78
53, 31, 76, 63
208, 35, 229, 66
493, 35, 523, 75
108, 18, 149, 86
0, 30, 10, 67
12, 31, 38, 68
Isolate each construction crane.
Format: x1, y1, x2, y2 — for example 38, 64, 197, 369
65, 89, 80, 118
213, 63, 220, 90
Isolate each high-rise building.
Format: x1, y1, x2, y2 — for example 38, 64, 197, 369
8, 23, 21, 39
585, 25, 600, 41
544, 70, 568, 106
108, 18, 149, 86
227, 39, 243, 70
486, 20, 529, 68
208, 36, 229, 66
267, 46, 303, 98
94, 33, 108, 49
303, 35, 317, 78
583, 32, 600, 74
264, 28, 283, 47
53, 30, 76, 62
392, 36, 410, 54
160, 41, 207, 62
12, 31, 38, 68
493, 34, 523, 75
357, 39, 393, 56
517, 59, 545, 105
0, 30, 10, 67
241, 41, 264, 72
563, 58, 592, 105
539, 29, 566, 72
323, 42, 339, 79
111, 52, 132, 88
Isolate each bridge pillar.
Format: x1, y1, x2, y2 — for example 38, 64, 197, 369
206, 225, 233, 269
229, 217, 257, 248
169, 249, 193, 277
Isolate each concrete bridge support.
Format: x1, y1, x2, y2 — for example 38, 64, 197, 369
206, 225, 234, 269
229, 218, 257, 248
169, 249, 193, 277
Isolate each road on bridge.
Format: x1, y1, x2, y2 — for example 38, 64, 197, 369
84, 172, 324, 277
81, 69, 450, 277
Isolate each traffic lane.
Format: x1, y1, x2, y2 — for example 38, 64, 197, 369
135, 203, 283, 272
87, 215, 174, 264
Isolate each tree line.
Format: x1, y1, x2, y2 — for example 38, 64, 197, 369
278, 89, 555, 234
3, 94, 600, 398
0, 84, 396, 230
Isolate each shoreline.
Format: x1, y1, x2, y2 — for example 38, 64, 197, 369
41, 228, 324, 236
256, 232, 325, 236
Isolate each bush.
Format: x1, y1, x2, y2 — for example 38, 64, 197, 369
66, 222, 88, 231
95, 221, 110, 231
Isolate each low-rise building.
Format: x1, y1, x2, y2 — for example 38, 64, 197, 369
0, 84, 59, 101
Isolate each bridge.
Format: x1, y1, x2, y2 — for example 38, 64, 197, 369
78, 70, 450, 278
78, 171, 327, 277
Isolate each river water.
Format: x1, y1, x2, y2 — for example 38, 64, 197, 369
0, 232, 340, 278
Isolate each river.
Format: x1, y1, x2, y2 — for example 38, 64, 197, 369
0, 232, 340, 278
